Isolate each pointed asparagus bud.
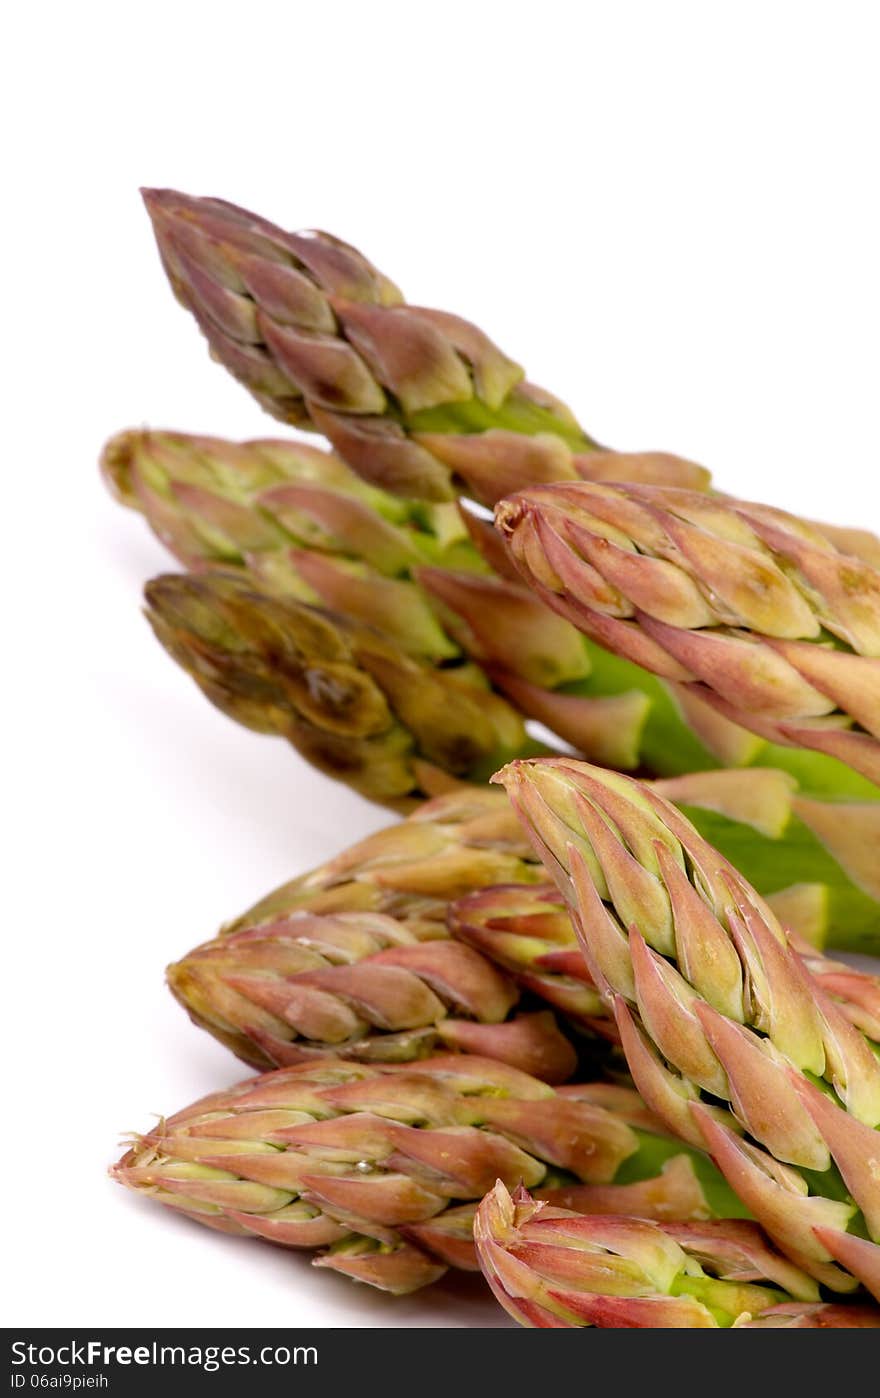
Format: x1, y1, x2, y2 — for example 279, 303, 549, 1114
465, 1094, 640, 1184
145, 570, 530, 805
802, 953, 880, 1043
721, 875, 826, 1073
694, 1004, 829, 1171
298, 1169, 448, 1225
386, 1121, 547, 1196
364, 941, 517, 1021
666, 1219, 819, 1301
692, 1107, 857, 1290
413, 430, 576, 507
792, 797, 880, 904
313, 1237, 447, 1293
310, 407, 455, 501
611, 998, 708, 1150
653, 841, 744, 1020
435, 1011, 578, 1086
569, 848, 636, 1000
287, 551, 460, 661
400, 1203, 481, 1271
224, 1202, 350, 1248
573, 450, 710, 491
416, 568, 589, 688
811, 983, 880, 1126
497, 759, 683, 953
812, 1229, 880, 1303
493, 671, 651, 770
393, 1052, 555, 1100
765, 643, 880, 743
791, 1076, 880, 1240
566, 792, 675, 956
447, 883, 609, 1033
649, 766, 794, 838
558, 1081, 672, 1134
496, 762, 607, 899
629, 931, 728, 1097
474, 1184, 791, 1329
539, 1154, 714, 1224
664, 682, 766, 766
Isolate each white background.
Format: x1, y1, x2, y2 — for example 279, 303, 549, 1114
6, 0, 880, 1328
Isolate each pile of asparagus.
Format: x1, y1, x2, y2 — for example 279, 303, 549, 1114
105, 189, 880, 1328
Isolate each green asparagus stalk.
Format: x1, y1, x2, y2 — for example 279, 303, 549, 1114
112, 429, 880, 950
475, 1183, 880, 1328
495, 757, 880, 1299
496, 481, 880, 786
140, 189, 714, 506
111, 1055, 748, 1295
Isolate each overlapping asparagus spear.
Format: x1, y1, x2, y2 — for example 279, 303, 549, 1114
137, 191, 880, 551
476, 1183, 880, 1328
140, 190, 715, 505
144, 569, 540, 807
111, 429, 880, 948
497, 481, 880, 786
168, 788, 620, 1080
449, 882, 880, 1047
168, 908, 579, 1083
111, 1056, 747, 1295
496, 757, 880, 1299
223, 786, 543, 936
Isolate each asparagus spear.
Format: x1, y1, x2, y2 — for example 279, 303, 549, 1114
140, 189, 711, 505
222, 786, 544, 936
496, 480, 880, 785
144, 569, 540, 807
475, 1183, 880, 1328
495, 757, 880, 1298
111, 1056, 747, 1295
168, 908, 579, 1083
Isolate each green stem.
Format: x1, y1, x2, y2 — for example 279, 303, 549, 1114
678, 806, 880, 956
566, 643, 880, 800
615, 1130, 753, 1221
672, 1274, 785, 1326
408, 391, 596, 450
